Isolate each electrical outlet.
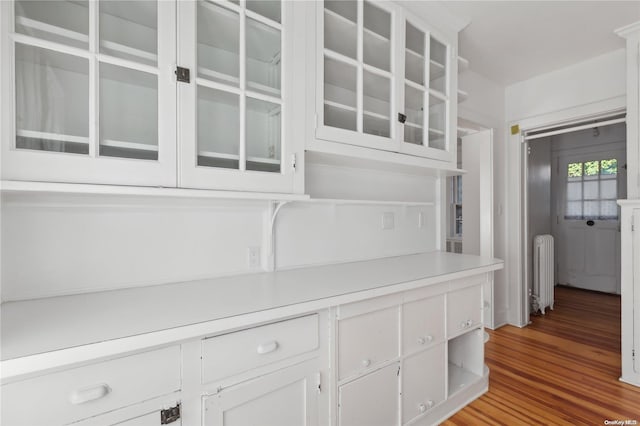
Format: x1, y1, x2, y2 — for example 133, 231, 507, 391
418, 211, 426, 228
382, 212, 394, 230
247, 246, 261, 268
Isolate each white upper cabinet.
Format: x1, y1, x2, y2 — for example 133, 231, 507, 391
177, 0, 298, 193
1, 0, 177, 187
311, 1, 458, 165
1, 0, 302, 194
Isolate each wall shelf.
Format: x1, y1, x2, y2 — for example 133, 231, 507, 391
0, 180, 309, 201
305, 198, 435, 207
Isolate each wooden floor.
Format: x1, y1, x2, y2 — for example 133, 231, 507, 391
444, 286, 640, 425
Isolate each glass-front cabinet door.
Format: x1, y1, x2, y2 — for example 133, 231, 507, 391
1, 0, 177, 186
317, 0, 396, 152
399, 18, 453, 161
178, 0, 296, 193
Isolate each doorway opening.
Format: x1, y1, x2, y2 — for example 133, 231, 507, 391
523, 114, 627, 320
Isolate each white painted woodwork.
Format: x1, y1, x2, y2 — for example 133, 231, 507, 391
203, 361, 318, 426
1, 346, 180, 426
337, 305, 399, 380
0, 1, 178, 187
461, 129, 494, 327
338, 363, 400, 426
447, 284, 482, 339
555, 149, 625, 293
448, 329, 484, 396
402, 294, 445, 355
201, 314, 319, 384
618, 200, 640, 386
1, 252, 502, 366
402, 344, 446, 424
307, 0, 459, 168
114, 413, 165, 426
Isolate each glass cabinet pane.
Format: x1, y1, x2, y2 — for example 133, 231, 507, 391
428, 95, 446, 150
100, 1, 158, 66
99, 64, 158, 160
15, 0, 89, 49
404, 84, 424, 145
197, 87, 240, 169
405, 22, 425, 86
246, 98, 281, 173
198, 2, 240, 86
363, 1, 390, 72
430, 37, 447, 95
246, 0, 280, 23
324, 57, 357, 131
15, 44, 89, 154
246, 17, 281, 97
363, 71, 390, 138
324, 1, 357, 60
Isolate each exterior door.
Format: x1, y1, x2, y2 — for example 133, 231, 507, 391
556, 151, 626, 293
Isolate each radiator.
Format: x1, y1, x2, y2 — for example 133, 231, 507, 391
533, 234, 555, 314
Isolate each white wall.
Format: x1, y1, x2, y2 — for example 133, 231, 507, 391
527, 137, 552, 299
458, 69, 509, 327
505, 48, 627, 326
1, 166, 438, 301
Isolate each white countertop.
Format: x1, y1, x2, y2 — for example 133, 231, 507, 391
1, 252, 502, 377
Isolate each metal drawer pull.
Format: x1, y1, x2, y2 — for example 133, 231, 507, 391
69, 384, 111, 405
256, 341, 279, 355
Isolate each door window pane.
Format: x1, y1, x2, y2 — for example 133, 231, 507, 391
246, 1, 280, 23
564, 159, 618, 220
324, 57, 357, 131
246, 18, 281, 97
15, 44, 89, 154
197, 87, 239, 169
198, 2, 240, 86
246, 98, 281, 173
324, 1, 357, 60
100, 1, 158, 66
363, 1, 390, 72
99, 64, 158, 160
15, 0, 89, 49
363, 71, 390, 138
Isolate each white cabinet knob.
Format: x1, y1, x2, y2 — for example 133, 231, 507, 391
418, 403, 426, 413
467, 319, 473, 327
427, 399, 434, 408
256, 341, 279, 355
69, 384, 111, 405
417, 337, 426, 345
362, 359, 371, 368
459, 320, 467, 329
426, 335, 433, 342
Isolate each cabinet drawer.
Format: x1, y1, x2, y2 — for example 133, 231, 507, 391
338, 306, 399, 380
338, 363, 400, 426
402, 344, 446, 424
1, 346, 181, 426
402, 294, 445, 355
447, 285, 482, 338
202, 314, 319, 384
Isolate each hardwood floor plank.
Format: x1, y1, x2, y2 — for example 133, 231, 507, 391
443, 286, 640, 425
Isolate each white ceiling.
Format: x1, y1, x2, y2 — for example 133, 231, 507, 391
439, 1, 640, 86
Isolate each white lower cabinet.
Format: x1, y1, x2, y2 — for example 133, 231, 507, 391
202, 360, 319, 426
338, 363, 400, 426
402, 344, 446, 424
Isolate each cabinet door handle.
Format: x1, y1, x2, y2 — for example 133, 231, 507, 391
256, 341, 279, 355
418, 403, 427, 413
69, 384, 111, 405
361, 359, 371, 368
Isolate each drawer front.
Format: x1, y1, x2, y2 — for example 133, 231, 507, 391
402, 294, 445, 355
338, 363, 400, 426
338, 306, 399, 380
2, 346, 181, 426
202, 314, 319, 384
402, 344, 446, 424
447, 285, 482, 338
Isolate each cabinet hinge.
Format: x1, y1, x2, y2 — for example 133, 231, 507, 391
160, 403, 181, 424
316, 372, 322, 393
175, 66, 190, 83
314, 113, 318, 129
633, 348, 635, 361
632, 215, 635, 232
291, 153, 297, 171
